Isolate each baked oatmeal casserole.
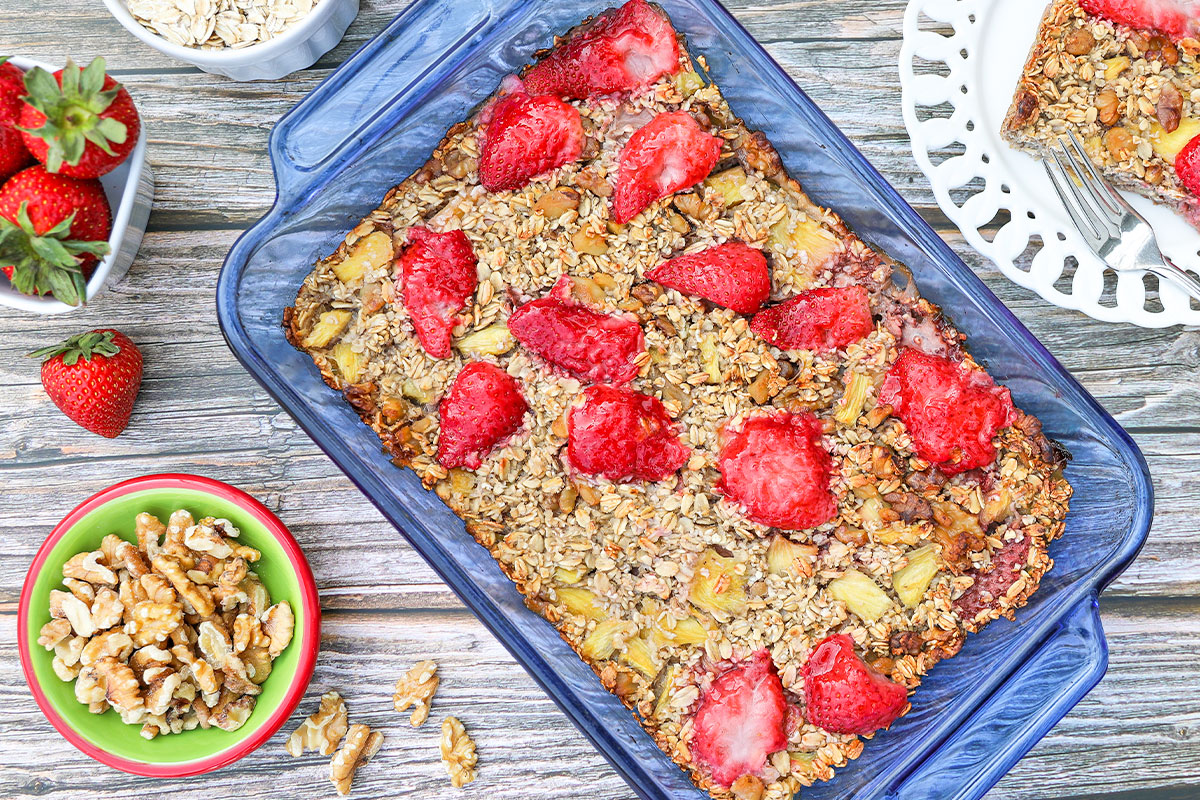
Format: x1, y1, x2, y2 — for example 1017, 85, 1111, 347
1004, 0, 1200, 228
285, 2, 1073, 796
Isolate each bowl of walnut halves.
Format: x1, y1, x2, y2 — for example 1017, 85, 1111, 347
17, 473, 320, 776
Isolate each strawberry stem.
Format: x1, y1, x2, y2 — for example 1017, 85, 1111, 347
29, 330, 120, 366
17, 57, 127, 174
0, 202, 109, 306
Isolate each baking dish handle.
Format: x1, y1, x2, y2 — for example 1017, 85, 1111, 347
888, 597, 1109, 800
267, 0, 506, 202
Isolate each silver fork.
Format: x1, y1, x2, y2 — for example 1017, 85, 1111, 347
1042, 129, 1200, 301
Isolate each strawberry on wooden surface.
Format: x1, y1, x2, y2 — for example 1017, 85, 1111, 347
717, 412, 836, 531
0, 164, 111, 304
646, 241, 770, 314
436, 361, 528, 470
801, 634, 908, 736
18, 57, 140, 178
522, 0, 681, 99
691, 649, 789, 788
878, 348, 1017, 475
1079, 0, 1200, 42
479, 90, 584, 192
567, 384, 689, 482
507, 277, 644, 384
750, 286, 874, 352
30, 329, 142, 438
0, 58, 32, 181
612, 110, 722, 223
395, 226, 478, 359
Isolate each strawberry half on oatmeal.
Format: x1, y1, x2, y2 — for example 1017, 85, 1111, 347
1003, 0, 1200, 229
286, 1, 1073, 796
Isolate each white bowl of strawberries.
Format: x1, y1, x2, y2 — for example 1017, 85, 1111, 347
0, 56, 153, 314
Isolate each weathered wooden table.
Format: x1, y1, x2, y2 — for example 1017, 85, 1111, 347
1, 2, 1197, 798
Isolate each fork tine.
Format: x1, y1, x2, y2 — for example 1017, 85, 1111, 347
1065, 129, 1129, 216
1046, 151, 1106, 241
1057, 135, 1123, 229
1043, 157, 1106, 250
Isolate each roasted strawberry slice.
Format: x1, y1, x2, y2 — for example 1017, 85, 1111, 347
953, 534, 1033, 621
802, 634, 908, 736
522, 0, 681, 99
1176, 134, 1200, 195
567, 385, 689, 481
508, 278, 644, 384
1079, 0, 1200, 42
692, 650, 789, 788
646, 241, 770, 314
479, 90, 584, 192
437, 362, 528, 470
878, 349, 1017, 475
717, 412, 836, 531
612, 111, 722, 224
395, 227, 478, 359
750, 286, 874, 352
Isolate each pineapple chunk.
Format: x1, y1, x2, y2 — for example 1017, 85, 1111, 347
581, 619, 623, 660
892, 545, 940, 608
766, 535, 811, 576
302, 310, 352, 349
333, 231, 393, 283
556, 587, 606, 622
401, 380, 433, 405
704, 167, 752, 207
688, 550, 748, 618
828, 569, 893, 622
456, 324, 515, 358
554, 566, 589, 585
622, 635, 659, 678
653, 664, 680, 719
768, 215, 840, 271
699, 333, 722, 383
673, 70, 705, 98
1102, 55, 1130, 83
1150, 117, 1200, 163
329, 341, 366, 383
649, 615, 710, 648
571, 227, 609, 255
835, 372, 872, 426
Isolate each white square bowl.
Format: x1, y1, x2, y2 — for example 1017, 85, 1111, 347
0, 57, 154, 315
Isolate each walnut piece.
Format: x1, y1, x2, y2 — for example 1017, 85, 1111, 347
262, 602, 295, 657
329, 723, 383, 796
62, 550, 117, 586
440, 716, 478, 787
38, 618, 72, 650
286, 690, 350, 757
393, 659, 439, 727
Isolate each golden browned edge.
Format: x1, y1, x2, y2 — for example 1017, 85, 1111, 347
284, 23, 1071, 798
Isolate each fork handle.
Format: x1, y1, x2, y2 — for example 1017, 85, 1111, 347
1149, 256, 1200, 302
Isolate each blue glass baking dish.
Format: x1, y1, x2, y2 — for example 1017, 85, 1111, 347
215, 0, 1154, 797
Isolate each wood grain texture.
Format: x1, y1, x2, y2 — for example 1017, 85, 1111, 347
0, 0, 1197, 798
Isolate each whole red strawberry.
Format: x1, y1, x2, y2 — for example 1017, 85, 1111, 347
0, 58, 33, 181
437, 361, 528, 469
567, 384, 690, 482
802, 634, 908, 736
1175, 133, 1200, 196
0, 164, 111, 304
18, 57, 140, 178
692, 650, 790, 788
479, 90, 584, 192
30, 329, 143, 438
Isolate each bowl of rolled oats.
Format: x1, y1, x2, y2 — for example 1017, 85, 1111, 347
17, 473, 320, 776
101, 0, 360, 81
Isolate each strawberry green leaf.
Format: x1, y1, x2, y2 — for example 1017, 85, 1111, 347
0, 202, 109, 306
17, 57, 127, 173
29, 329, 121, 365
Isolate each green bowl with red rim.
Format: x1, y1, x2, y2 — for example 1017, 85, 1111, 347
18, 473, 320, 776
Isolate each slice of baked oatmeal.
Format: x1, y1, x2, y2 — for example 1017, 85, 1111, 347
286, 1, 1073, 796
1003, 0, 1200, 228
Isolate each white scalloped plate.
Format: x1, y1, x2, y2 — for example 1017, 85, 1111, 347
900, 0, 1200, 327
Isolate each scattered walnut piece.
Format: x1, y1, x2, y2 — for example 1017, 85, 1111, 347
440, 716, 478, 787
1062, 27, 1095, 56
329, 723, 383, 796
1095, 89, 1120, 126
1157, 83, 1183, 134
286, 690, 350, 757
393, 659, 439, 727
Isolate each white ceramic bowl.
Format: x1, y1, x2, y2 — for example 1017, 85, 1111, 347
0, 57, 154, 316
101, 0, 360, 82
